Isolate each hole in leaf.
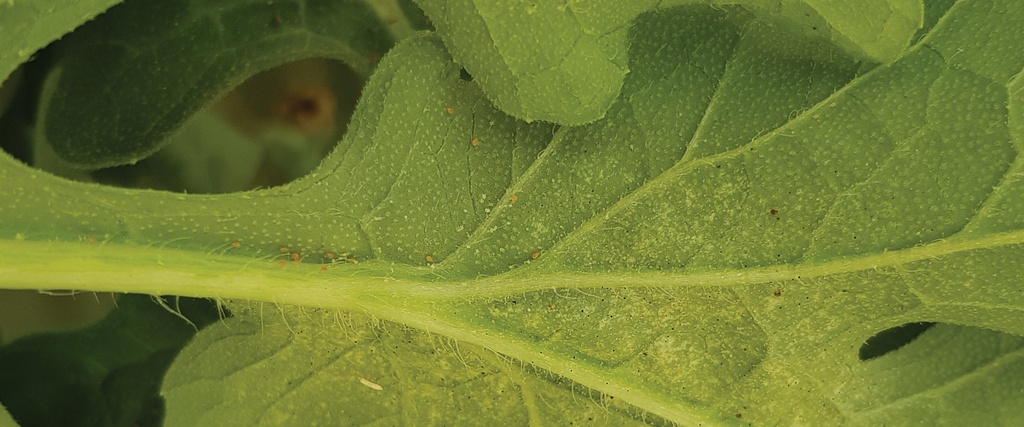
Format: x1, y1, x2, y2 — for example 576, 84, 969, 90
3, 55, 365, 194
858, 322, 936, 361
0, 52, 54, 165
86, 58, 363, 193
459, 67, 473, 81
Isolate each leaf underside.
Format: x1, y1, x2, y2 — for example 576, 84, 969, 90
1, 0, 1023, 426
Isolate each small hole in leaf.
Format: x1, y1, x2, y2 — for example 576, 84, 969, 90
859, 322, 936, 361
459, 67, 473, 81
118, 58, 360, 193
23, 57, 363, 194
0, 58, 46, 165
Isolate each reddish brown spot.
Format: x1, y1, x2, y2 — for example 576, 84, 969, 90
230, 240, 241, 248
769, 209, 779, 215
277, 260, 287, 268
510, 194, 518, 203
471, 137, 479, 147
276, 86, 336, 135
445, 106, 454, 115
368, 53, 381, 65
325, 252, 335, 260
320, 265, 327, 272
271, 13, 282, 26
530, 251, 540, 260
290, 252, 301, 263
346, 255, 357, 264
425, 254, 434, 263
279, 246, 289, 254
735, 413, 742, 419
773, 290, 782, 297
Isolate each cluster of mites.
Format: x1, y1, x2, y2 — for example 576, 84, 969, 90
230, 239, 541, 269
230, 240, 356, 271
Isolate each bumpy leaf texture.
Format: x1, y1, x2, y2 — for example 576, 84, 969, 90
415, 0, 923, 124
1, 0, 1023, 426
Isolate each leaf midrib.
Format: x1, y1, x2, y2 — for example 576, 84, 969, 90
2, 226, 1022, 304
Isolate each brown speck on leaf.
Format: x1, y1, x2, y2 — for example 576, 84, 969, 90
773, 290, 782, 297
471, 137, 479, 147
769, 209, 779, 215
271, 13, 282, 26
425, 254, 434, 264
231, 240, 241, 248
279, 246, 289, 253
445, 106, 454, 115
510, 193, 518, 203
530, 251, 540, 260
291, 252, 301, 263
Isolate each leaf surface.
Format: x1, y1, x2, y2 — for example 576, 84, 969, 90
1, 0, 1023, 426
0, 0, 123, 80
0, 403, 16, 427
413, 0, 922, 124
164, 3, 1024, 425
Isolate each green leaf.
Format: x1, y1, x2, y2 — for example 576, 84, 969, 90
0, 0, 124, 81
414, 0, 922, 125
2, 0, 1024, 425
164, 304, 658, 425
0, 403, 16, 427
0, 295, 219, 426
156, 2, 1022, 424
37, 0, 393, 169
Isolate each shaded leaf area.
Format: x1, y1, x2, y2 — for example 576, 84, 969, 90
0, 0, 123, 82
38, 0, 393, 169
0, 295, 220, 427
437, 6, 865, 277
158, 2, 1024, 425
858, 322, 935, 361
163, 304, 665, 426
397, 0, 434, 31
414, 0, 921, 124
